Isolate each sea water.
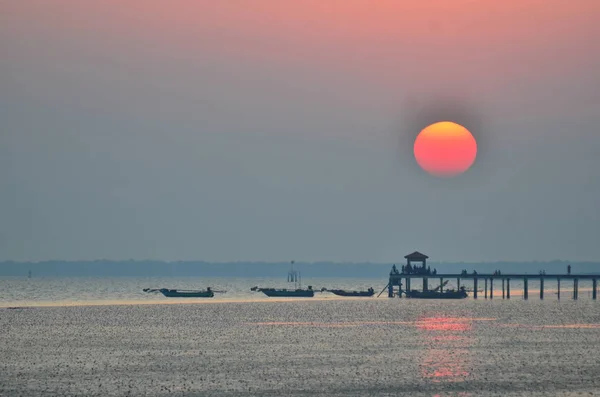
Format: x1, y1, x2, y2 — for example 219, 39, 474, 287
1, 277, 599, 396
0, 276, 593, 307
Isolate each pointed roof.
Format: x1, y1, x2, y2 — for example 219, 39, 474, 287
404, 251, 429, 260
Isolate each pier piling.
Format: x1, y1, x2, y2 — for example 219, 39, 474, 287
484, 278, 488, 299
524, 278, 528, 300
574, 279, 578, 300
502, 279, 505, 299
490, 278, 493, 299
473, 278, 478, 299
557, 278, 561, 300
540, 277, 544, 300
506, 278, 510, 299
593, 279, 597, 300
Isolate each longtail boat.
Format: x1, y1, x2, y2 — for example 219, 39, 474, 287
252, 286, 314, 297
250, 260, 315, 297
158, 288, 214, 298
404, 287, 468, 299
327, 288, 374, 297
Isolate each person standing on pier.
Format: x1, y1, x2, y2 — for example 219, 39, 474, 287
567, 265, 571, 275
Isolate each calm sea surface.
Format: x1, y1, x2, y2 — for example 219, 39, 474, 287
1, 277, 599, 396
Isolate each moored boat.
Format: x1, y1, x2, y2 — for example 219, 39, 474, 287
328, 288, 374, 297
404, 287, 468, 299
256, 286, 315, 297
158, 288, 214, 298
251, 260, 316, 297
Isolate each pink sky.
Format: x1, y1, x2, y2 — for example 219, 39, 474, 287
2, 1, 600, 261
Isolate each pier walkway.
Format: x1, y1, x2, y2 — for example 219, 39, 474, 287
387, 252, 598, 300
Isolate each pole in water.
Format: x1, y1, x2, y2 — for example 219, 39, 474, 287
379, 283, 391, 298
506, 278, 510, 299
484, 278, 488, 299
557, 278, 561, 300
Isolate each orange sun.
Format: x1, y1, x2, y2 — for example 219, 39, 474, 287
414, 121, 477, 177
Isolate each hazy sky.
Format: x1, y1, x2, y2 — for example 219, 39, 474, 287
2, 1, 599, 262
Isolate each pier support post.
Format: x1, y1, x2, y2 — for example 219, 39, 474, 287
593, 279, 597, 300
423, 278, 428, 292
574, 279, 578, 300
474, 278, 478, 299
440, 278, 444, 292
540, 278, 544, 300
457, 278, 460, 289
506, 278, 510, 299
490, 278, 493, 299
524, 278, 528, 300
484, 278, 488, 299
502, 278, 505, 299
557, 278, 561, 300
388, 282, 394, 298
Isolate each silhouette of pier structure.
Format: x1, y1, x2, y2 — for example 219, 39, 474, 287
387, 251, 598, 300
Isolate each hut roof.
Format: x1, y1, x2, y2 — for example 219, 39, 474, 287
404, 251, 429, 260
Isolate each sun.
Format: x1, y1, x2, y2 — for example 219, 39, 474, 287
413, 121, 477, 177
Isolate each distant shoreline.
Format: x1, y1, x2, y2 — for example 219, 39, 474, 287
1, 260, 598, 278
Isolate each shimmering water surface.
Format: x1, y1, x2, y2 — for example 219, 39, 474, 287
0, 276, 595, 307
1, 277, 599, 396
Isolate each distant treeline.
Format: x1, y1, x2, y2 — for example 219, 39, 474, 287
0, 260, 598, 278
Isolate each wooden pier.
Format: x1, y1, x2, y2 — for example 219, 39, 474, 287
387, 252, 598, 300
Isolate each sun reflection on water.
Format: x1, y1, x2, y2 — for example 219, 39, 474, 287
417, 316, 474, 384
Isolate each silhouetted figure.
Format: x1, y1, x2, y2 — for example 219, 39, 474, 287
401, 265, 405, 274
567, 265, 571, 275
433, 268, 437, 275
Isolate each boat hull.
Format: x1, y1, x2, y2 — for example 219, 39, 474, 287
159, 289, 214, 298
329, 290, 374, 297
405, 290, 468, 299
260, 289, 314, 297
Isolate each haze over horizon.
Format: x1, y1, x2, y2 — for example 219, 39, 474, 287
2, 1, 600, 263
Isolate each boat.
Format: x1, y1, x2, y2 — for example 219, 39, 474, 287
158, 288, 214, 298
144, 287, 226, 295
254, 286, 315, 297
404, 286, 468, 299
251, 260, 315, 297
327, 288, 375, 297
